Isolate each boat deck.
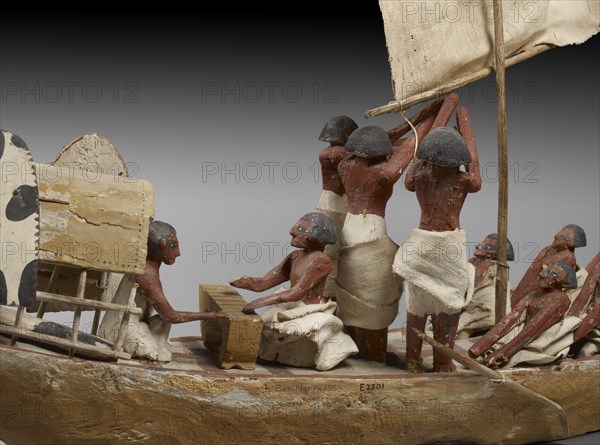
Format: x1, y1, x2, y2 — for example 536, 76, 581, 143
0, 328, 530, 378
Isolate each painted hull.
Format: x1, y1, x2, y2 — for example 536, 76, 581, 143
0, 334, 598, 445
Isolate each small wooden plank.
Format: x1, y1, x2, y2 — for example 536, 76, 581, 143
199, 284, 262, 370
36, 292, 142, 315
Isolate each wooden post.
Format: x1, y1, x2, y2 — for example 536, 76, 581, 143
9, 307, 25, 346
493, 0, 509, 322
91, 272, 111, 335
36, 265, 62, 319
69, 268, 88, 358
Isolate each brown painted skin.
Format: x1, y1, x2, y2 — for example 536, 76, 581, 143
136, 234, 226, 324
230, 219, 334, 313
335, 111, 438, 363
319, 144, 348, 197
569, 252, 600, 343
511, 227, 579, 308
469, 264, 573, 368
470, 236, 501, 288
403, 101, 482, 373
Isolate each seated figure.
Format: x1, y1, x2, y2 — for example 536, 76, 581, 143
100, 221, 225, 362
469, 261, 582, 368
511, 225, 586, 307
457, 234, 514, 339
230, 213, 358, 371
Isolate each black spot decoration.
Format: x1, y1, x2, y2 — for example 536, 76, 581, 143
10, 133, 28, 149
33, 321, 112, 347
18, 260, 38, 307
6, 184, 39, 222
0, 131, 5, 160
0, 270, 7, 305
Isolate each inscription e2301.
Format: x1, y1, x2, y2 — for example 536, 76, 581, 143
359, 383, 385, 391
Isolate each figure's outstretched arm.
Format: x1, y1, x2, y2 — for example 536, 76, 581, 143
572, 302, 600, 343
230, 254, 293, 292
511, 246, 551, 307
136, 272, 225, 324
404, 158, 422, 192
384, 115, 435, 183
242, 255, 333, 313
568, 251, 600, 317
469, 294, 531, 358
400, 93, 460, 187
484, 292, 571, 368
387, 97, 444, 144
456, 107, 482, 193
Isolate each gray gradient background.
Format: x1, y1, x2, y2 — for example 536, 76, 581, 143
0, 8, 599, 445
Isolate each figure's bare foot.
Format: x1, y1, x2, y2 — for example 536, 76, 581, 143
406, 358, 424, 373
434, 362, 456, 373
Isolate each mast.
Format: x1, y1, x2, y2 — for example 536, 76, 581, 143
493, 0, 509, 321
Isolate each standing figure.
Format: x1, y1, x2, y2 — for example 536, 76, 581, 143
314, 115, 358, 300
469, 261, 581, 368
230, 213, 358, 371
100, 221, 225, 362
335, 112, 437, 362
457, 234, 514, 339
393, 106, 481, 373
511, 224, 586, 307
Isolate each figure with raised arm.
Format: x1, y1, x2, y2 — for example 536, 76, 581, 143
314, 115, 358, 300
334, 99, 441, 362
393, 101, 481, 373
230, 213, 358, 371
100, 221, 226, 362
469, 261, 584, 368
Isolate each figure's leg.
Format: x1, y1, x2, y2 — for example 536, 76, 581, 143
346, 326, 388, 363
432, 312, 460, 373
365, 328, 388, 363
406, 312, 427, 373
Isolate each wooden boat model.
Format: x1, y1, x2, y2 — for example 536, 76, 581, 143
1, 316, 599, 445
1, 2, 599, 444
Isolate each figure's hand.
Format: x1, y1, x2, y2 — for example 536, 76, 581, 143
485, 351, 508, 369
242, 300, 262, 314
202, 311, 228, 320
230, 275, 255, 290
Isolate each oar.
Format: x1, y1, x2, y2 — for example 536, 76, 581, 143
413, 328, 569, 436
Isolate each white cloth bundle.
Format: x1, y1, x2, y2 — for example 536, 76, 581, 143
259, 300, 358, 371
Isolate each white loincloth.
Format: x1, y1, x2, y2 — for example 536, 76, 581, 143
393, 228, 474, 317
457, 264, 511, 338
259, 299, 358, 371
495, 314, 582, 368
314, 190, 348, 300
99, 274, 172, 362
335, 213, 403, 330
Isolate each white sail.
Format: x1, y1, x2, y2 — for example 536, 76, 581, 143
377, 0, 599, 112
